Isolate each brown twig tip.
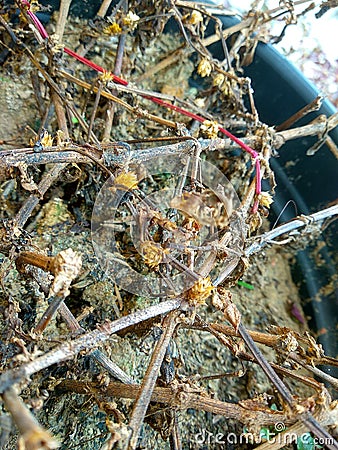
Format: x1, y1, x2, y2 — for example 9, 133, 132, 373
16, 248, 82, 298
49, 248, 82, 298
2, 387, 59, 450
212, 288, 241, 332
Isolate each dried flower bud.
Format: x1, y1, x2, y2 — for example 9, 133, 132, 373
122, 11, 140, 30
200, 120, 219, 139
258, 191, 273, 208
213, 73, 225, 87
112, 171, 138, 191
100, 70, 114, 83
40, 130, 53, 147
186, 277, 214, 306
213, 288, 241, 332
197, 58, 212, 77
184, 10, 203, 25
139, 241, 167, 268
30, 130, 53, 150
29, 0, 41, 14
103, 22, 122, 35
49, 248, 82, 298
194, 98, 205, 108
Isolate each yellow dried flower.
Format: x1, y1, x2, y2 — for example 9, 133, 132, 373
139, 241, 167, 269
184, 10, 203, 25
197, 58, 212, 77
112, 171, 138, 191
258, 191, 273, 208
213, 73, 225, 87
220, 83, 230, 96
151, 211, 177, 231
100, 70, 114, 83
200, 120, 219, 139
194, 98, 205, 108
40, 130, 53, 147
30, 0, 41, 14
56, 130, 65, 146
187, 277, 214, 306
122, 11, 140, 30
103, 22, 122, 35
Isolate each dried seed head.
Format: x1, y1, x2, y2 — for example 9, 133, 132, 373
200, 120, 219, 139
258, 191, 273, 208
40, 130, 53, 147
197, 58, 212, 77
122, 11, 140, 30
213, 73, 225, 87
184, 10, 203, 25
186, 277, 214, 306
139, 241, 167, 268
100, 70, 114, 83
49, 248, 82, 298
112, 171, 138, 191
103, 22, 122, 35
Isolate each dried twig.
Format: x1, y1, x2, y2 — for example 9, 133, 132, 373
0, 299, 182, 394
275, 95, 323, 131
276, 113, 338, 146
245, 205, 338, 256
127, 311, 180, 449
2, 387, 59, 450
56, 380, 296, 427
55, 0, 72, 41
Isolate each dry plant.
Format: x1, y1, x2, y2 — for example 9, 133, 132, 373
0, 1, 338, 449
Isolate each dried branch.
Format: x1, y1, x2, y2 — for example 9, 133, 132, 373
2, 387, 58, 450
127, 311, 180, 449
58, 70, 179, 130
276, 113, 338, 147
97, 0, 114, 18
57, 380, 296, 427
0, 299, 182, 394
55, 0, 72, 41
275, 95, 323, 131
245, 204, 338, 256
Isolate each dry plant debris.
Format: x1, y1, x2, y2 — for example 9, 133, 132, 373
0, 1, 338, 449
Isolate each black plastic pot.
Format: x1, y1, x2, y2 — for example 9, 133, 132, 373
207, 14, 338, 378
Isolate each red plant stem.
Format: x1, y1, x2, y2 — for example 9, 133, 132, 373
63, 47, 128, 86
21, 0, 262, 209
21, 0, 49, 39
